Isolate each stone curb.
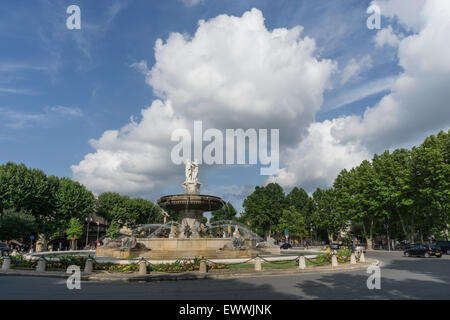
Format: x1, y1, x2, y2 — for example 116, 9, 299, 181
0, 259, 378, 282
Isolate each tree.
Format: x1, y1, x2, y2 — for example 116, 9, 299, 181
286, 187, 314, 227
97, 192, 161, 227
0, 208, 37, 241
0, 163, 55, 237
54, 178, 95, 221
106, 220, 121, 239
372, 149, 415, 241
210, 202, 237, 223
334, 161, 383, 249
66, 218, 84, 250
241, 183, 287, 238
312, 188, 346, 243
126, 197, 162, 225
277, 206, 307, 239
412, 130, 449, 241
97, 192, 129, 221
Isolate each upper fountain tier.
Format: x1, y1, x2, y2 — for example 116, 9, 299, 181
157, 194, 224, 212
157, 160, 224, 213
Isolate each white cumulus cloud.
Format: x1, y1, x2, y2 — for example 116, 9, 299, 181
340, 55, 373, 84
72, 9, 336, 197
270, 0, 450, 191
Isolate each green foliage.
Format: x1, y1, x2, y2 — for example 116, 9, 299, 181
287, 187, 314, 223
106, 220, 121, 239
277, 206, 307, 238
0, 208, 37, 241
241, 183, 287, 237
331, 130, 449, 244
66, 218, 84, 240
98, 192, 161, 227
211, 202, 237, 223
54, 178, 95, 222
312, 188, 346, 242
0, 162, 95, 239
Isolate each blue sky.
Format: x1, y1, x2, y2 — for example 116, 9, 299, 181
1, 0, 448, 212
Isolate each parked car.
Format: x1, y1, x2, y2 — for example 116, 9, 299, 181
404, 244, 442, 258
0, 243, 11, 257
395, 243, 411, 251
280, 243, 292, 249
354, 243, 366, 253
330, 243, 340, 250
433, 241, 450, 255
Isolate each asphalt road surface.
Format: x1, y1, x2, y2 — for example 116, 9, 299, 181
1, 251, 449, 300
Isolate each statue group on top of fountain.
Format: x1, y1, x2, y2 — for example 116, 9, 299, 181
185, 160, 199, 183
183, 160, 201, 194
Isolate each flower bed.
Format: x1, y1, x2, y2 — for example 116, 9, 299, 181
314, 248, 354, 264
0, 255, 227, 273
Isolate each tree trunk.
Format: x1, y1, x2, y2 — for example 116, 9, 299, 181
361, 220, 367, 238
328, 232, 334, 243
396, 209, 408, 239
445, 224, 449, 241
367, 219, 374, 251
410, 214, 415, 244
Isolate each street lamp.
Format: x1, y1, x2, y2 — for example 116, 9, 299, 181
85, 217, 93, 248
96, 221, 100, 243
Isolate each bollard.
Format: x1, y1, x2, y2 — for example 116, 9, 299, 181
199, 259, 208, 274
331, 255, 338, 267
254, 257, 262, 271
360, 251, 365, 262
84, 258, 93, 273
138, 259, 147, 275
350, 253, 356, 264
36, 257, 46, 272
1, 256, 11, 270
298, 256, 306, 269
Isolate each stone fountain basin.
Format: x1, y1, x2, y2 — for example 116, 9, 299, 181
157, 194, 224, 212
96, 238, 280, 259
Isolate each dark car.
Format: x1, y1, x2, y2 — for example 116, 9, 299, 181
0, 243, 11, 257
433, 241, 450, 255
330, 243, 340, 250
395, 243, 411, 251
404, 244, 442, 258
280, 243, 292, 249
354, 243, 367, 253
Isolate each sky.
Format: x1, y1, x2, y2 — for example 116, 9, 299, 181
1, 0, 449, 214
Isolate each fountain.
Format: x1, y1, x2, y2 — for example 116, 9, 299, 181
96, 161, 279, 259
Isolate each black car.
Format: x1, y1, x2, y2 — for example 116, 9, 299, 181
280, 243, 292, 249
433, 241, 450, 255
404, 244, 442, 258
395, 243, 411, 250
330, 243, 340, 250
0, 243, 11, 257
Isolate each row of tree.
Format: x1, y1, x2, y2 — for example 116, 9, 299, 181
0, 162, 95, 242
0, 162, 162, 243
239, 130, 449, 245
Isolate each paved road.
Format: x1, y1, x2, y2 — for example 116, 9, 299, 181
1, 251, 449, 299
